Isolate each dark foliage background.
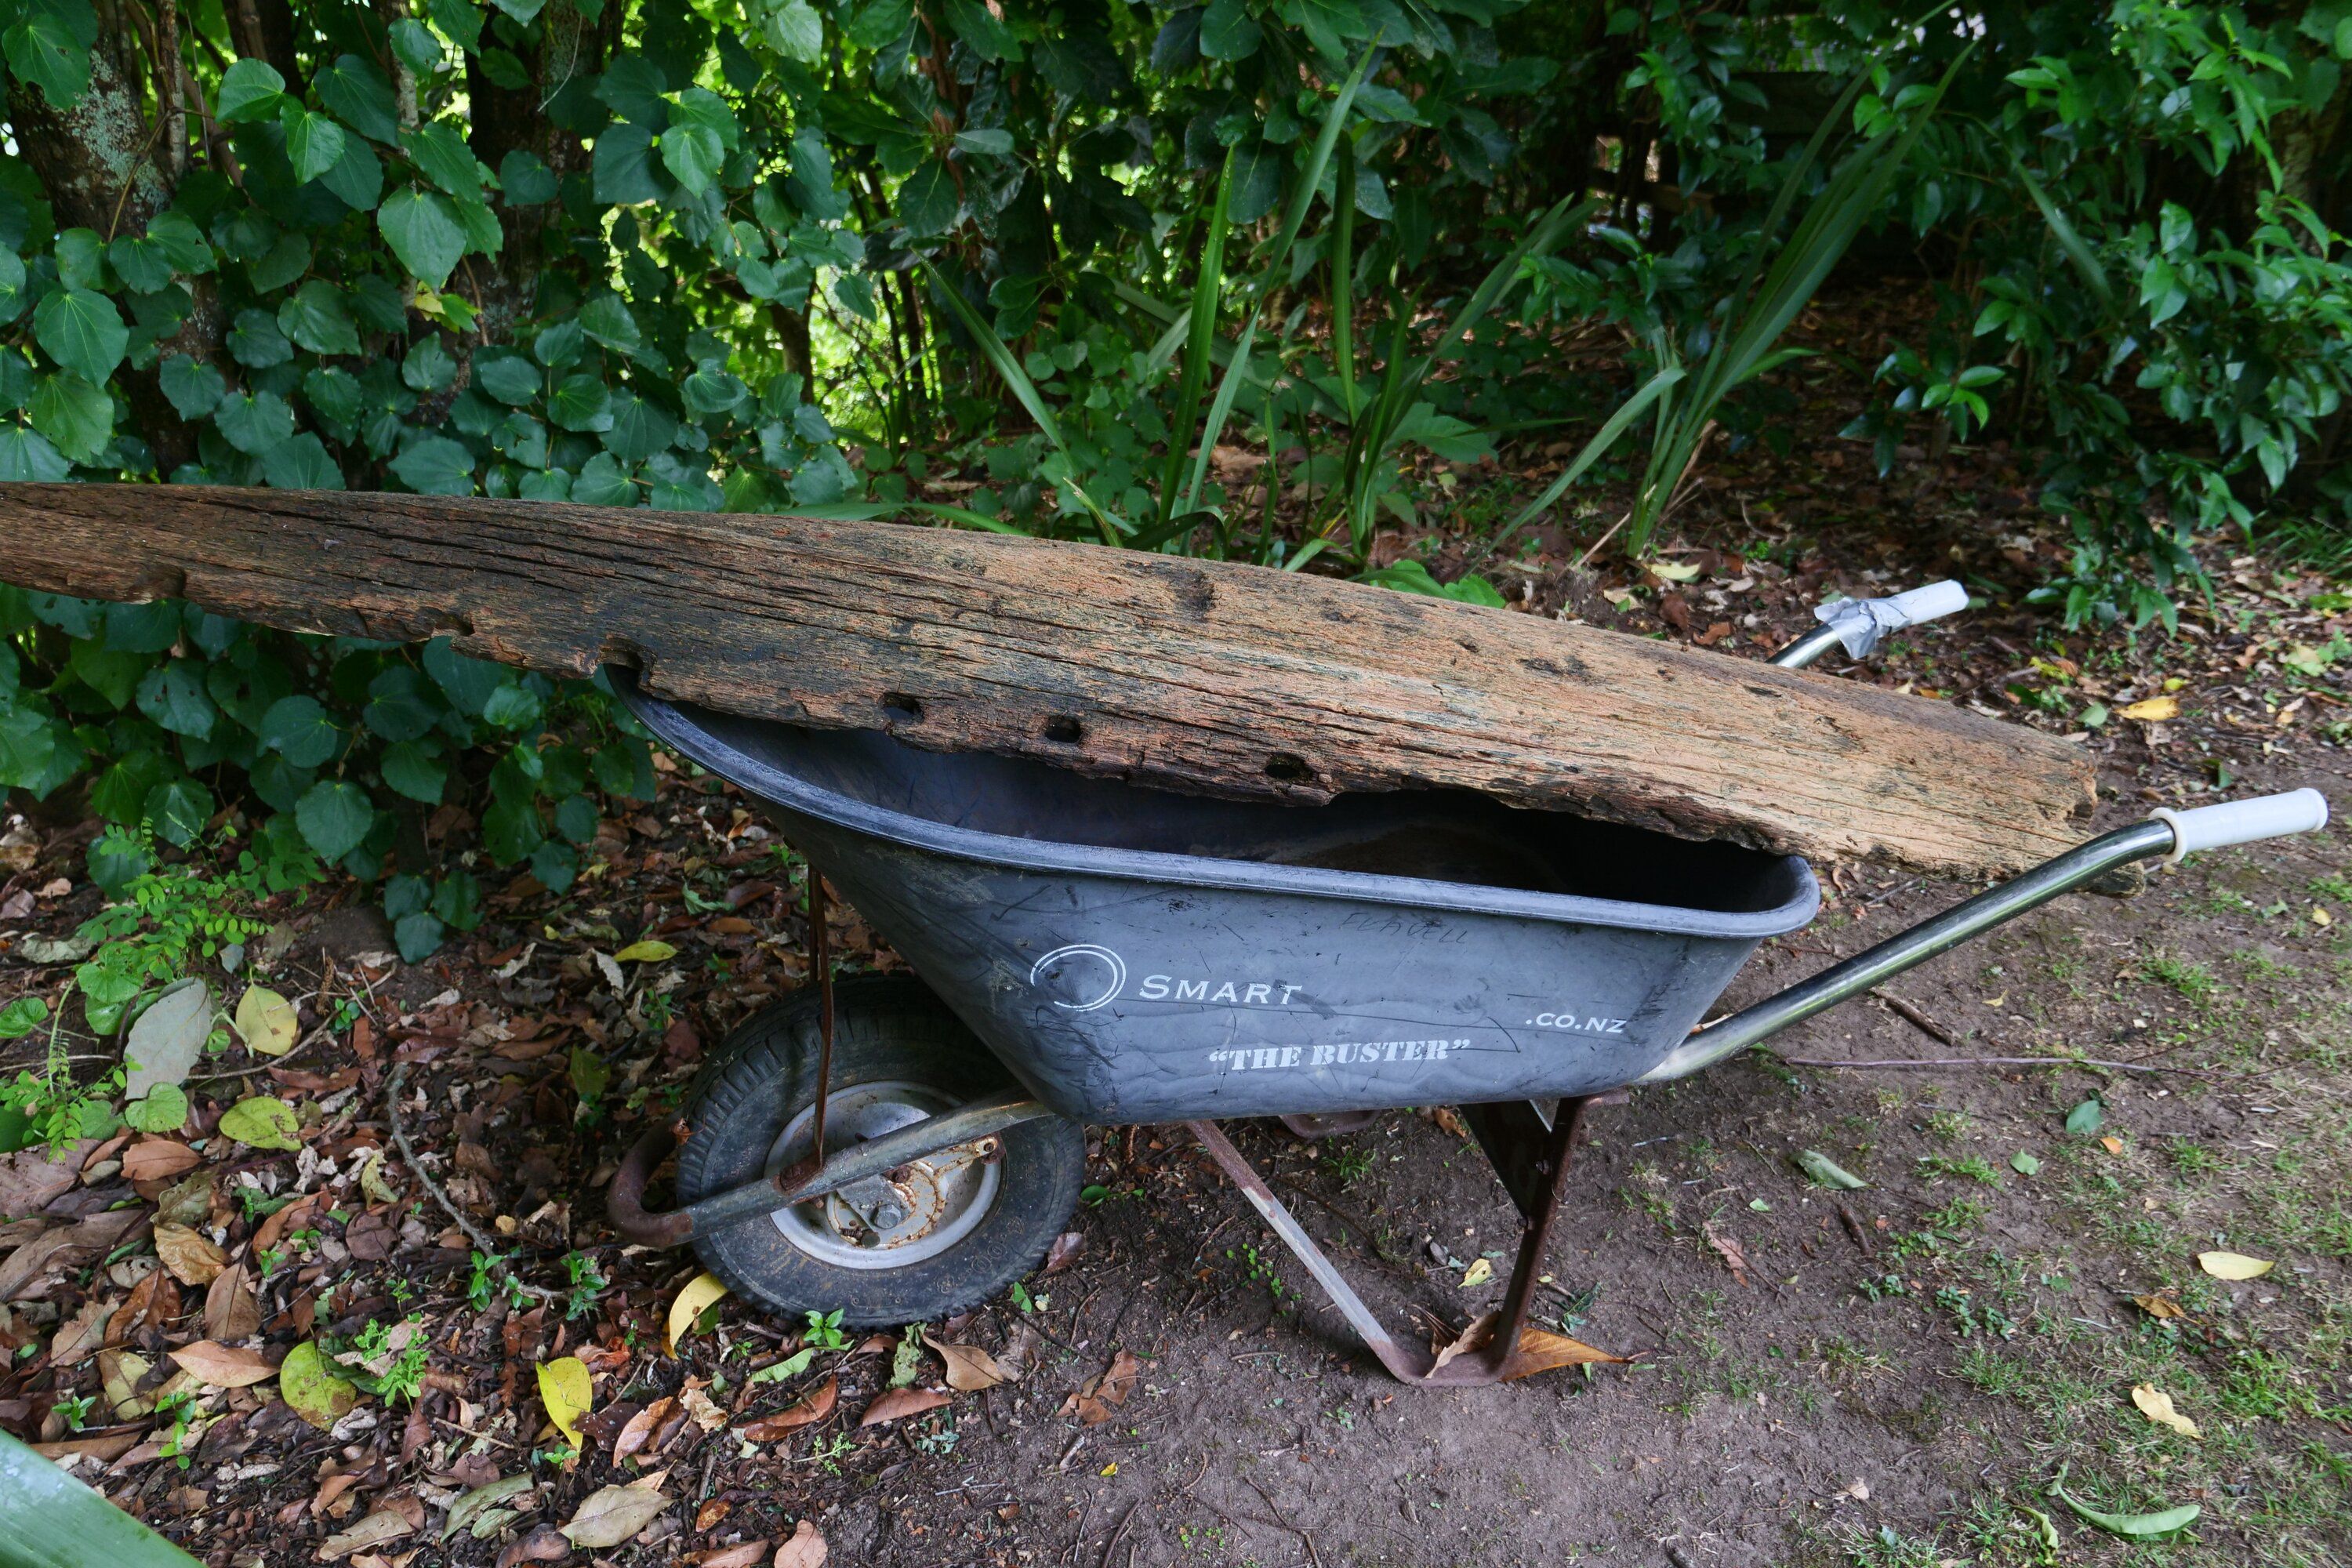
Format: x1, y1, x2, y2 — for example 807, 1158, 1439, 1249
0, 0, 2346, 975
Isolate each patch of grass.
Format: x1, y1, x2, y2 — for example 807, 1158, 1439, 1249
2168, 1139, 2228, 1180
1918, 1153, 2002, 1185
2143, 951, 2223, 1000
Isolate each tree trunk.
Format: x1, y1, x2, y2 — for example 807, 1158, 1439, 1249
0, 484, 2100, 877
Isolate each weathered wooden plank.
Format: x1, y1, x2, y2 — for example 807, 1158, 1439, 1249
0, 485, 2095, 875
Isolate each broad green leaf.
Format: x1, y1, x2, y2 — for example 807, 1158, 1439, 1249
285, 107, 348, 185
379, 742, 447, 807
134, 659, 216, 738
2064, 1098, 2103, 1135
316, 53, 401, 142
233, 985, 299, 1057
32, 289, 128, 383
218, 1094, 303, 1152
213, 391, 297, 456
124, 1083, 188, 1134
320, 132, 386, 211
614, 939, 675, 963
658, 123, 724, 197
3, 7, 93, 110
295, 779, 375, 861
260, 695, 340, 766
278, 281, 361, 356
27, 372, 111, 463
390, 434, 477, 495
499, 149, 558, 205
279, 1341, 360, 1428
405, 122, 485, 196
0, 425, 70, 481
549, 374, 612, 431
263, 432, 344, 490
601, 390, 676, 462
146, 777, 211, 846
1795, 1149, 1869, 1189
378, 186, 468, 289
763, 0, 823, 60
158, 355, 226, 419
1199, 0, 1262, 59
895, 158, 959, 237
214, 58, 286, 122
592, 122, 666, 205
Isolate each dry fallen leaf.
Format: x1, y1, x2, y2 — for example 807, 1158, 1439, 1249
1058, 1349, 1140, 1425
740, 1376, 837, 1442
1704, 1226, 1751, 1286
2132, 1384, 2202, 1439
667, 1271, 729, 1354
318, 1507, 416, 1561
689, 1542, 768, 1568
773, 1520, 828, 1568
1429, 1313, 1632, 1380
169, 1339, 278, 1388
153, 1221, 228, 1286
2118, 695, 2181, 722
1043, 1230, 1085, 1274
495, 1523, 572, 1568
2099, 1134, 2125, 1155
924, 1332, 1014, 1392
612, 1396, 679, 1461
2198, 1250, 2275, 1281
205, 1261, 263, 1342
859, 1386, 952, 1426
2132, 1293, 2186, 1320
537, 1356, 593, 1446
559, 1483, 670, 1549
121, 1138, 201, 1184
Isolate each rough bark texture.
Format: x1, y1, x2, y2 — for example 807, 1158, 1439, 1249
0, 484, 2100, 876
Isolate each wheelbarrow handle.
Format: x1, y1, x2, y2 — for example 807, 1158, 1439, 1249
1639, 789, 2332, 1083
1769, 579, 1969, 670
2153, 788, 2331, 864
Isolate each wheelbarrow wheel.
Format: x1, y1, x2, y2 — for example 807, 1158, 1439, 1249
676, 974, 1085, 1327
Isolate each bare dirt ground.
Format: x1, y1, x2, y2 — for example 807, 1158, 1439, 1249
5, 368, 2350, 1568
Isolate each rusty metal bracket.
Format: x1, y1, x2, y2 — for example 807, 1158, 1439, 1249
1187, 1097, 1601, 1386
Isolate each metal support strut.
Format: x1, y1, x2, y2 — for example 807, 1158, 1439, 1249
1187, 1096, 1598, 1386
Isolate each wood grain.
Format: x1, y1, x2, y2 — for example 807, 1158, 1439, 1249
0, 485, 2096, 875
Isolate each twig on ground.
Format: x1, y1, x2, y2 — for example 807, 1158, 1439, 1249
385, 1059, 557, 1302
1760, 1048, 2190, 1076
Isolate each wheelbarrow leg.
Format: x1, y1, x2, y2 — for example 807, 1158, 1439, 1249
1185, 1098, 1601, 1387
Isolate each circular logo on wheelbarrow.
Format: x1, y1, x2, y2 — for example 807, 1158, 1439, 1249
1029, 944, 1127, 1012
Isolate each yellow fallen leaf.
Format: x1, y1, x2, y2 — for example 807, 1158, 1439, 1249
1460, 1257, 1494, 1288
667, 1271, 729, 1353
2131, 1384, 2201, 1439
2118, 695, 2180, 722
2198, 1250, 2274, 1281
538, 1356, 593, 1447
233, 985, 299, 1057
2314, 907, 2333, 927
2132, 1293, 2185, 1320
1649, 560, 1703, 583
2100, 1135, 2124, 1155
615, 939, 678, 964
1098, 1462, 1117, 1476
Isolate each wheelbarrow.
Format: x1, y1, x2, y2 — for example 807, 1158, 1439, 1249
604, 582, 2330, 1384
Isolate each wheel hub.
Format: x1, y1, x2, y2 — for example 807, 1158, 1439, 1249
761, 1080, 1003, 1269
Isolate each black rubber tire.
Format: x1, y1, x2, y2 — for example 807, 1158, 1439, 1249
676, 975, 1085, 1327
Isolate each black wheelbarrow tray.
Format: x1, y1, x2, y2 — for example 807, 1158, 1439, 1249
604, 583, 2331, 1385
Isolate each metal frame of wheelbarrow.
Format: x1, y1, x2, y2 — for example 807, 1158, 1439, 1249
607, 583, 2332, 1386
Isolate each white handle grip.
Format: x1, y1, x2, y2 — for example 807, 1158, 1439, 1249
1813, 579, 1971, 657
2151, 789, 2331, 863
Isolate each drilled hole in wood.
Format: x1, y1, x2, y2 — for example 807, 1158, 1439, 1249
1043, 715, 1084, 744
880, 691, 924, 723
1265, 752, 1314, 783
